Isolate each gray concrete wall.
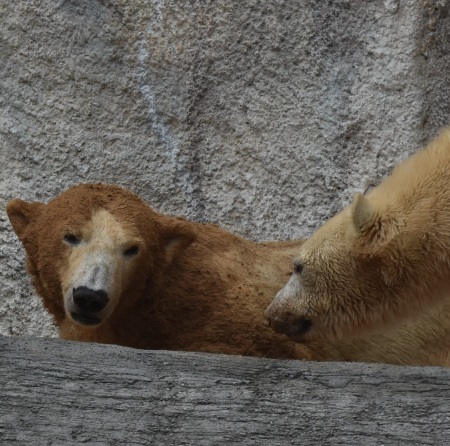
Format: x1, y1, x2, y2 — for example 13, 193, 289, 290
1, 0, 450, 338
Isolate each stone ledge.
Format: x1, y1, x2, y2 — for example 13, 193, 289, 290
1, 335, 449, 445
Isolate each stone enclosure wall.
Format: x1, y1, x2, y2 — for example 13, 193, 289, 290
1, 0, 450, 337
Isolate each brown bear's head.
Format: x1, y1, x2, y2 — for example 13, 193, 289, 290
265, 192, 416, 342
7, 183, 196, 328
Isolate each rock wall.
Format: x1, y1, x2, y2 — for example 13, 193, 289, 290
1, 0, 450, 337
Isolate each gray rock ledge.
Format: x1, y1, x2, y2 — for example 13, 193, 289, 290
1, 335, 449, 445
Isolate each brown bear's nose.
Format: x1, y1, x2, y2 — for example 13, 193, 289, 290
72, 286, 108, 313
267, 316, 313, 338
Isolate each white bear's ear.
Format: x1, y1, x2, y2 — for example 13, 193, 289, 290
6, 199, 45, 240
351, 193, 378, 235
162, 220, 197, 264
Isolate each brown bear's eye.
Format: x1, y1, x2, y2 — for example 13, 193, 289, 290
294, 263, 303, 274
124, 245, 139, 257
64, 234, 81, 246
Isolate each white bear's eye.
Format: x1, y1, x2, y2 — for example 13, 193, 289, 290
64, 233, 81, 246
123, 245, 139, 257
294, 263, 303, 274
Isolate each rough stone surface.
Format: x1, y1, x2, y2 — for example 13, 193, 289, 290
1, 0, 450, 337
1, 335, 450, 445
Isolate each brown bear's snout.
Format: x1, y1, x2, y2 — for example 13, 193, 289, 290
267, 316, 313, 338
72, 286, 109, 314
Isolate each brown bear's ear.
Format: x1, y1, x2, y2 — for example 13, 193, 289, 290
162, 219, 197, 264
351, 193, 378, 235
6, 199, 45, 240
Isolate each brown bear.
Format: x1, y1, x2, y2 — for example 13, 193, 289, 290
265, 128, 450, 367
7, 183, 319, 360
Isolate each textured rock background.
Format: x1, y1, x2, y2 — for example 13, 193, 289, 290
1, 0, 450, 338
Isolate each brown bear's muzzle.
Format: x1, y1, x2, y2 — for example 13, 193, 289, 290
70, 286, 109, 326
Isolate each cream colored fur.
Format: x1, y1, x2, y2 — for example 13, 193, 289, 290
266, 128, 450, 367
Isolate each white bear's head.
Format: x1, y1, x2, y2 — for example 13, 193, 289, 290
265, 192, 428, 342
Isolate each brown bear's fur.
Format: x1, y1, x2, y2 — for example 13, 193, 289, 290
7, 183, 319, 360
265, 128, 450, 367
